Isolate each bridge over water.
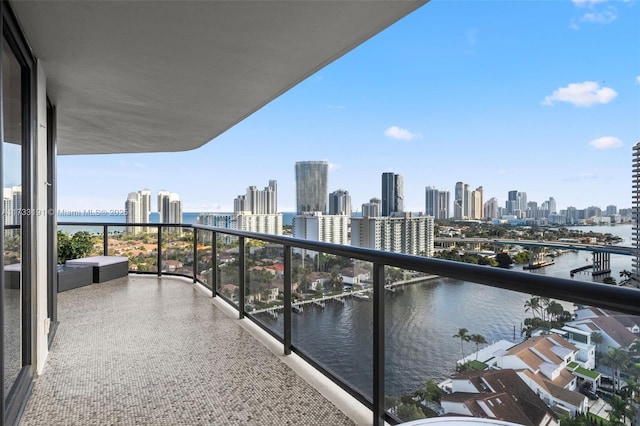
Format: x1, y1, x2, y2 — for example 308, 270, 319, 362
435, 237, 635, 276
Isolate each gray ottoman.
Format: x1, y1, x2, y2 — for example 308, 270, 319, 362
66, 256, 129, 283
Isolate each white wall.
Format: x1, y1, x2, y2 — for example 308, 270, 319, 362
34, 60, 49, 374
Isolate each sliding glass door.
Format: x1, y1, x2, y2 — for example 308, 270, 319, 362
1, 4, 34, 424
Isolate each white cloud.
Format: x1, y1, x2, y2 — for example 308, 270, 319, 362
581, 10, 617, 23
572, 0, 608, 8
542, 81, 617, 106
589, 136, 623, 149
384, 126, 421, 141
636, 75, 640, 84
327, 105, 345, 111
328, 162, 339, 171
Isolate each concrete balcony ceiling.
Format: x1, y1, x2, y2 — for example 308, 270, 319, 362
11, 0, 426, 155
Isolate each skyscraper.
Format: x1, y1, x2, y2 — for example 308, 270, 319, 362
235, 181, 277, 214
295, 161, 328, 214
484, 197, 499, 220
158, 191, 182, 224
125, 192, 142, 234
125, 189, 151, 234
381, 172, 403, 217
158, 190, 170, 220
471, 186, 483, 220
3, 186, 21, 226
425, 186, 449, 220
351, 213, 434, 256
231, 180, 282, 235
454, 182, 464, 220
328, 189, 351, 216
293, 212, 349, 246
362, 198, 381, 218
168, 193, 183, 223
634, 143, 640, 281
506, 190, 526, 217
139, 189, 151, 231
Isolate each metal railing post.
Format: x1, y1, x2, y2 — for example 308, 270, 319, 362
284, 245, 292, 355
193, 228, 197, 283
157, 225, 162, 277
372, 262, 385, 426
238, 236, 245, 319
211, 231, 217, 297
103, 225, 108, 256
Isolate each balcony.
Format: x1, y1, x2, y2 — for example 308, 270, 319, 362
20, 274, 360, 425
27, 222, 640, 425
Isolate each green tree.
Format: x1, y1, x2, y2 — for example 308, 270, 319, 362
513, 251, 531, 264
453, 328, 470, 361
328, 271, 343, 292
590, 332, 603, 353
558, 414, 595, 426
495, 252, 513, 268
608, 394, 637, 424
57, 230, 97, 263
524, 296, 541, 319
397, 403, 424, 422
546, 301, 564, 321
602, 346, 631, 393
620, 376, 640, 402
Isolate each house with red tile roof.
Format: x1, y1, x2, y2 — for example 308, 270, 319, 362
441, 369, 559, 425
493, 335, 588, 416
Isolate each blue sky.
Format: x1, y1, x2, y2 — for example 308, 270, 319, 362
58, 0, 640, 214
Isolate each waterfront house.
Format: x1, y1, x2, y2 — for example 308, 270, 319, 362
493, 335, 588, 416
441, 369, 559, 425
567, 313, 639, 351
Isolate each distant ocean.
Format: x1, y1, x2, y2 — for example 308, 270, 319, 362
57, 212, 297, 231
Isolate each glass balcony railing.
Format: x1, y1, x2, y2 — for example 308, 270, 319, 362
57, 222, 640, 426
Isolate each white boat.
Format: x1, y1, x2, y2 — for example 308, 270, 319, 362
353, 293, 370, 300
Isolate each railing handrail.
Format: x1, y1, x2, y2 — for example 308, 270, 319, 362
57, 221, 640, 315
57, 221, 640, 425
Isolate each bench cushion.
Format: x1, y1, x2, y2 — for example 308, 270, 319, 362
66, 256, 129, 283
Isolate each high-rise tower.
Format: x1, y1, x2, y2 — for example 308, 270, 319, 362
425, 187, 449, 220
158, 191, 182, 223
235, 181, 277, 214
295, 161, 328, 214
328, 189, 351, 216
381, 172, 403, 217
454, 182, 464, 220
126, 189, 151, 233
633, 143, 640, 281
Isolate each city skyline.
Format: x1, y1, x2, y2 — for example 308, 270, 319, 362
56, 1, 638, 213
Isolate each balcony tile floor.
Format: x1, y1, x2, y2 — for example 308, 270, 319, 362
20, 275, 355, 425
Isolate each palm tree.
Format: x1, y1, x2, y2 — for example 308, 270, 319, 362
619, 269, 633, 284
590, 332, 603, 354
524, 296, 541, 319
620, 376, 640, 402
469, 334, 488, 361
546, 301, 564, 321
602, 346, 631, 393
608, 394, 637, 424
539, 297, 551, 321
453, 328, 470, 361
629, 338, 640, 356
